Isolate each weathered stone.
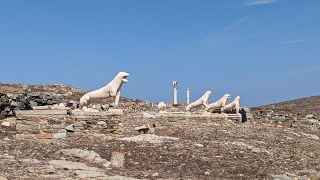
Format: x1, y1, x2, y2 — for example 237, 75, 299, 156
97, 121, 107, 126
142, 112, 155, 118
306, 114, 314, 119
57, 149, 108, 164
22, 158, 41, 164
75, 170, 106, 179
32, 106, 51, 110
35, 133, 53, 139
111, 151, 125, 168
29, 100, 38, 107
65, 124, 75, 132
16, 110, 68, 116
53, 132, 67, 139
16, 124, 34, 131
49, 160, 100, 171
1, 121, 10, 127
152, 172, 159, 177
267, 174, 292, 180
47, 119, 63, 125
193, 143, 204, 148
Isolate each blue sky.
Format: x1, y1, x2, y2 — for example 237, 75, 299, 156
0, 0, 319, 106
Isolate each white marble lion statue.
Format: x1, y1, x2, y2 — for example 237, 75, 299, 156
186, 91, 211, 111
80, 72, 129, 108
222, 96, 240, 114
205, 94, 231, 112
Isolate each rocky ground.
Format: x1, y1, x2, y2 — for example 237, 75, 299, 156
1, 112, 320, 179
1, 84, 320, 180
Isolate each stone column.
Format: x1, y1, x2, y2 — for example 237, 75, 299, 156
173, 81, 178, 105
186, 88, 190, 105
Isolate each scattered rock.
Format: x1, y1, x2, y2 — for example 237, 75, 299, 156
142, 112, 155, 118
1, 122, 10, 127
75, 170, 107, 179
97, 121, 107, 126
111, 151, 125, 168
22, 158, 41, 164
65, 124, 75, 132
205, 171, 210, 175
193, 143, 204, 148
119, 134, 179, 144
152, 172, 159, 177
49, 160, 100, 171
57, 149, 109, 164
53, 132, 67, 139
35, 133, 53, 139
306, 114, 314, 119
267, 174, 292, 180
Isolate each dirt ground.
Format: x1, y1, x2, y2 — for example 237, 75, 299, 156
1, 113, 320, 180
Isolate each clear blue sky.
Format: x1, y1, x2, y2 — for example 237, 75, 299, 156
0, 0, 319, 106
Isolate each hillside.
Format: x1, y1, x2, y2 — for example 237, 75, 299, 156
1, 83, 320, 179
254, 96, 320, 116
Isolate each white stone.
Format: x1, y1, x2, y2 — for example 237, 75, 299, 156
186, 91, 211, 111
80, 72, 129, 107
186, 88, 190, 104
53, 132, 67, 139
58, 103, 65, 107
206, 94, 230, 112
119, 134, 179, 144
157, 102, 166, 111
306, 114, 314, 119
32, 106, 52, 110
222, 96, 241, 114
1, 122, 10, 127
82, 107, 99, 112
65, 124, 75, 132
15, 110, 68, 116
97, 121, 107, 126
152, 173, 159, 177
193, 143, 204, 148
142, 112, 155, 118
173, 81, 178, 104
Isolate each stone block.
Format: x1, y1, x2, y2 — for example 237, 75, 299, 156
71, 109, 123, 116
32, 106, 51, 110
16, 110, 68, 116
35, 133, 53, 139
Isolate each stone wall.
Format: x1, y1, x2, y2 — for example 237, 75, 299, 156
251, 108, 320, 129
14, 110, 123, 140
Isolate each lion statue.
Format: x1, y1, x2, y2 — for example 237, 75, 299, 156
205, 94, 230, 112
186, 91, 211, 111
222, 96, 240, 114
80, 72, 129, 108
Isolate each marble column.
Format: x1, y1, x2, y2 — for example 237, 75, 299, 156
173, 81, 178, 105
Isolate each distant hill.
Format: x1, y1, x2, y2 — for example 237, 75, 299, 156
253, 96, 320, 116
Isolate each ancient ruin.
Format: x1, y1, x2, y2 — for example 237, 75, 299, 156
186, 91, 211, 111
173, 81, 178, 105
1, 81, 319, 180
205, 94, 231, 112
80, 72, 129, 108
223, 96, 241, 114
